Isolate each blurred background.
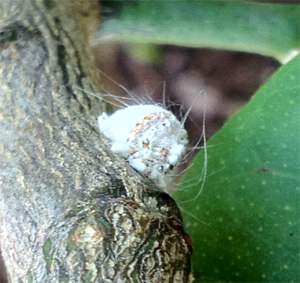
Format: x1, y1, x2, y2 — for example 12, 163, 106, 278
93, 43, 280, 164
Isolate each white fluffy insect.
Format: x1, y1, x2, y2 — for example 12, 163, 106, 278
76, 70, 207, 198
98, 104, 188, 190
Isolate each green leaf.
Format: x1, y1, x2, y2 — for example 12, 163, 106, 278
97, 1, 299, 61
174, 55, 300, 281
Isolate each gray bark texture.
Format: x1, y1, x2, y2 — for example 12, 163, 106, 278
0, 0, 192, 282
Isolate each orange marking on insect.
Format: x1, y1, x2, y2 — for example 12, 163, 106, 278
128, 113, 172, 142
128, 125, 141, 141
143, 141, 149, 148
160, 148, 169, 159
144, 113, 159, 121
128, 120, 147, 141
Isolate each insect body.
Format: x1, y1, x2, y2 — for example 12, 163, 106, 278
98, 104, 188, 191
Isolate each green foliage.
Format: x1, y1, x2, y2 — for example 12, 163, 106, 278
98, 1, 300, 281
98, 1, 299, 61
174, 55, 300, 282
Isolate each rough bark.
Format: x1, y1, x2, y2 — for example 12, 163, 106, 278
0, 0, 192, 282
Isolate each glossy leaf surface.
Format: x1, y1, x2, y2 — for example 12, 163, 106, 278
174, 55, 300, 282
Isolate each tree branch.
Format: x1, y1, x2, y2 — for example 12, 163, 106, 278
0, 0, 192, 282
